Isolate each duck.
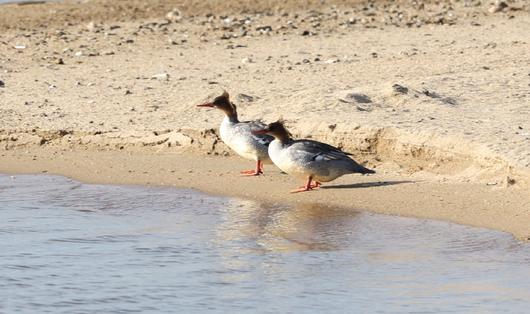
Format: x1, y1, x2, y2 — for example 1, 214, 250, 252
197, 91, 273, 176
252, 120, 375, 192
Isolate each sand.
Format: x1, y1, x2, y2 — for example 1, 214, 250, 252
1, 0, 529, 238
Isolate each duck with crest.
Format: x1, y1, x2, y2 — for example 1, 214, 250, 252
197, 91, 273, 176
253, 120, 375, 192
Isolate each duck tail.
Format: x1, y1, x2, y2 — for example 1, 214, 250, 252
351, 162, 375, 174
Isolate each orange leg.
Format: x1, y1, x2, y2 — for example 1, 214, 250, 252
240, 160, 264, 176
290, 176, 321, 193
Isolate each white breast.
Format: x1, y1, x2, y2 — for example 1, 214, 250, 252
220, 117, 266, 162
268, 140, 309, 179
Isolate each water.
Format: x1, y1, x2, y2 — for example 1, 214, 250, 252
1, 174, 530, 314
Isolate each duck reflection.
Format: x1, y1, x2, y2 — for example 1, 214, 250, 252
214, 199, 362, 254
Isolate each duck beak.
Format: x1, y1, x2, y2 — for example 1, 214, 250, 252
197, 102, 215, 107
251, 129, 269, 135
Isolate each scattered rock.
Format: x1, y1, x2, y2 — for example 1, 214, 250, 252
421, 89, 458, 105
236, 93, 255, 102
392, 84, 409, 94
167, 132, 193, 147
242, 57, 254, 64
324, 58, 339, 64
489, 0, 508, 13
151, 73, 170, 81
166, 8, 182, 22
356, 103, 373, 112
256, 25, 272, 33
86, 21, 97, 31
503, 176, 516, 187
339, 92, 372, 104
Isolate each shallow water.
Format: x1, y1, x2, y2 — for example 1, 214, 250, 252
1, 174, 530, 313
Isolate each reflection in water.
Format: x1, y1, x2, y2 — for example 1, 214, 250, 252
1, 174, 530, 314
217, 199, 360, 253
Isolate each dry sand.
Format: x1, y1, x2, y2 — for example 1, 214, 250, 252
1, 0, 529, 238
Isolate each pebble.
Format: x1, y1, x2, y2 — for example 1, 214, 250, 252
339, 92, 372, 104
242, 57, 254, 64
489, 0, 508, 13
151, 73, 170, 81
392, 83, 409, 94
0, 80, 4, 88
236, 93, 255, 102
166, 9, 182, 22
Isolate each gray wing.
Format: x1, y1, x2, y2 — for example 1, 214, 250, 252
238, 120, 274, 146
289, 140, 374, 174
290, 140, 350, 161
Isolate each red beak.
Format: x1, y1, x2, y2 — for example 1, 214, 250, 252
251, 129, 269, 135
197, 102, 215, 107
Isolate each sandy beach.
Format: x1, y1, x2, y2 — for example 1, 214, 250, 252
1, 0, 530, 238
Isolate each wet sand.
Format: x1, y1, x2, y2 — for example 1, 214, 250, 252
1, 0, 530, 238
1, 148, 529, 240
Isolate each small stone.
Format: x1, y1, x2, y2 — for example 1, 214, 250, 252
124, 90, 132, 95
256, 25, 272, 33
237, 93, 255, 102
489, 0, 508, 13
151, 73, 170, 81
74, 51, 83, 57
0, 80, 4, 88
86, 21, 96, 31
242, 57, 254, 64
14, 44, 26, 50
166, 9, 182, 22
55, 58, 64, 65
392, 84, 409, 94
339, 92, 372, 104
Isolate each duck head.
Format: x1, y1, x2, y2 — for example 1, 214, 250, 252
252, 120, 292, 142
197, 91, 238, 120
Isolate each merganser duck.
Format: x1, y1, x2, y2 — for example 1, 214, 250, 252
253, 121, 375, 192
197, 91, 273, 176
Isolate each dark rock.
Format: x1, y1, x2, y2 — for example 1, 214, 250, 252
236, 93, 255, 102
392, 84, 409, 94
339, 92, 372, 104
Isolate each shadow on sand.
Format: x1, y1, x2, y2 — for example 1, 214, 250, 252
321, 180, 415, 190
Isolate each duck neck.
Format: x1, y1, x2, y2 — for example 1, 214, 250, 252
221, 107, 238, 123
222, 112, 239, 124
273, 131, 291, 144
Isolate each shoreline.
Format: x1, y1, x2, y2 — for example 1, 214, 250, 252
2, 147, 529, 240
1, 0, 530, 241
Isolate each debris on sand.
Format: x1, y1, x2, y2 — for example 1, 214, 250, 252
391, 84, 409, 95
339, 92, 372, 104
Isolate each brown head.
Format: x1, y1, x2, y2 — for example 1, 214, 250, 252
252, 120, 292, 143
197, 91, 238, 120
